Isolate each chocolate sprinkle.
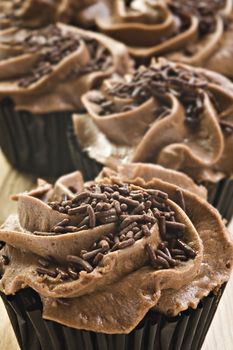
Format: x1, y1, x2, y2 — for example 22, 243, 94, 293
118, 238, 135, 249
177, 239, 196, 259
55, 267, 69, 280
82, 248, 104, 261
66, 255, 94, 273
36, 267, 57, 278
166, 221, 186, 233
158, 216, 166, 240
156, 249, 177, 267
92, 252, 104, 266
145, 243, 158, 268
176, 189, 186, 212
67, 267, 79, 280
156, 255, 170, 269
55, 218, 70, 227
87, 205, 96, 228
38, 258, 50, 268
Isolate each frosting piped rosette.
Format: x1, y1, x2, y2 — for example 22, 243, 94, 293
0, 23, 132, 113
75, 0, 233, 77
73, 58, 233, 183
99, 163, 233, 315
0, 167, 232, 333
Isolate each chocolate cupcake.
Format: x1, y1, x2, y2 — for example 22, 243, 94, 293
0, 0, 71, 29
71, 58, 233, 222
74, 0, 233, 78
0, 166, 232, 350
0, 22, 132, 177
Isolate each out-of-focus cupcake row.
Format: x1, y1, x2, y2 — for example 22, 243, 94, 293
2, 1, 233, 77
0, 0, 232, 219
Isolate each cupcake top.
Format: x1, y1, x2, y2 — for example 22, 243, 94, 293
0, 164, 232, 333
73, 58, 233, 183
75, 0, 233, 77
0, 0, 71, 29
0, 23, 132, 113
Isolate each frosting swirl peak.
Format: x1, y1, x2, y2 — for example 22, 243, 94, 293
73, 58, 233, 182
0, 23, 132, 113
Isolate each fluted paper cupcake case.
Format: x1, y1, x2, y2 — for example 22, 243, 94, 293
68, 125, 233, 224
67, 121, 102, 181
205, 178, 233, 224
0, 285, 226, 350
0, 99, 75, 178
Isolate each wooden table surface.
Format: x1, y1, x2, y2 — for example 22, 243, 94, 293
0, 151, 232, 350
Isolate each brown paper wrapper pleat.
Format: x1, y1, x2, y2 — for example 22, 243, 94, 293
0, 285, 226, 350
67, 121, 103, 181
0, 100, 75, 178
205, 177, 233, 224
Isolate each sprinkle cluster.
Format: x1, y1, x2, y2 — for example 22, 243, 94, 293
32, 183, 196, 281
92, 64, 207, 126
169, 0, 226, 36
10, 25, 111, 88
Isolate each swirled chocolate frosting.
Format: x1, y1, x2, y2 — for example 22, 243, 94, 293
0, 0, 71, 29
0, 166, 232, 333
0, 23, 132, 113
74, 0, 233, 78
73, 58, 233, 183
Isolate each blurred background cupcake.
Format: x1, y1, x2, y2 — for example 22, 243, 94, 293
0, 17, 132, 177
0, 0, 71, 30
0, 165, 232, 350
73, 0, 233, 78
71, 58, 233, 222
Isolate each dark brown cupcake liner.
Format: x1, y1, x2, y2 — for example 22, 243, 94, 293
205, 177, 233, 224
67, 121, 103, 181
0, 99, 75, 178
0, 285, 226, 350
